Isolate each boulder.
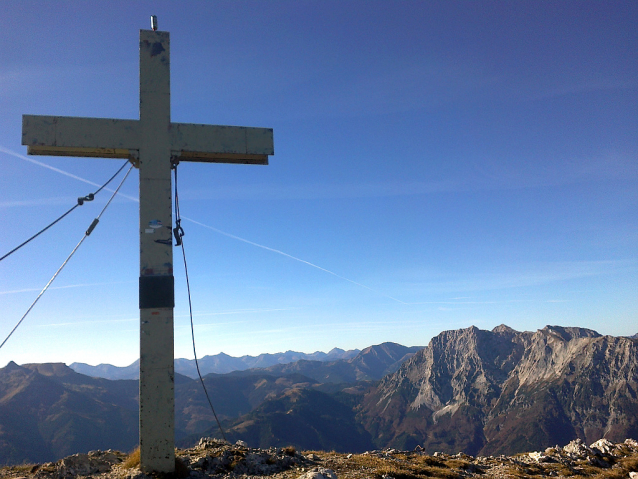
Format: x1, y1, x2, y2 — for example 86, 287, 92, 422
54, 451, 123, 478
563, 438, 592, 457
625, 439, 638, 449
298, 467, 338, 479
528, 452, 552, 462
590, 438, 614, 455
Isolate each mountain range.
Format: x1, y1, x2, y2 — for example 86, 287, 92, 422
69, 347, 361, 380
2, 326, 637, 466
1, 342, 416, 464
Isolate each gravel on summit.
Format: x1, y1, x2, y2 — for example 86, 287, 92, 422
2, 437, 638, 479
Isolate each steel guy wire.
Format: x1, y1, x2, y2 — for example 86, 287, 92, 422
173, 164, 227, 441
1, 160, 131, 263
0, 164, 134, 350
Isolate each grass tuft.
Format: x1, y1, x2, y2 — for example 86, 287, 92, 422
122, 447, 140, 469
342, 453, 463, 479
283, 446, 296, 456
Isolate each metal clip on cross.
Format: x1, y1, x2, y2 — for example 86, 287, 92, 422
173, 219, 184, 246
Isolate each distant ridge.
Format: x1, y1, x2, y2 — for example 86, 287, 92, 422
69, 361, 139, 380
229, 342, 422, 383
70, 348, 360, 380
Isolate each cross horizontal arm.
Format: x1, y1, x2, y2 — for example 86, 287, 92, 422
22, 115, 274, 165
171, 122, 273, 165
22, 115, 140, 159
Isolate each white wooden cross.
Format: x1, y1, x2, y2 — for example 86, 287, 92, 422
21, 23, 273, 473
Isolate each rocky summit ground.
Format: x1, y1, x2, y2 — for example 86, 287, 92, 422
2, 438, 638, 479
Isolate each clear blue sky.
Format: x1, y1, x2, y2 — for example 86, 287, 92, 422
1, 1, 636, 366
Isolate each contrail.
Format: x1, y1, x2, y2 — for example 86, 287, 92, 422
189, 307, 295, 317
2, 144, 407, 305
0, 145, 138, 202
37, 317, 138, 328
182, 216, 407, 304
0, 280, 136, 296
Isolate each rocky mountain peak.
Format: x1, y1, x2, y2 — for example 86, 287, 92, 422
491, 324, 516, 335
3, 361, 23, 372
23, 362, 76, 377
327, 347, 345, 354
360, 324, 638, 455
540, 325, 601, 341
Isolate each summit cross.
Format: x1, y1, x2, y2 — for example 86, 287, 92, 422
21, 22, 273, 474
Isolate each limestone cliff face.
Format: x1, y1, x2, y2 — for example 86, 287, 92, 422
359, 325, 638, 456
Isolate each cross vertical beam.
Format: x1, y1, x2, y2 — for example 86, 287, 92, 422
137, 30, 174, 473
21, 22, 273, 475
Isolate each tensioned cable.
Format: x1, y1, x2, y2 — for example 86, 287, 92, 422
5, 151, 410, 305
0, 160, 130, 263
0, 164, 134, 350
173, 164, 227, 442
